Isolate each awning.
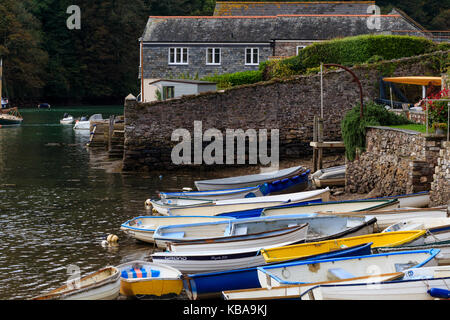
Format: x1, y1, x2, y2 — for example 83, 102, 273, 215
382, 76, 442, 86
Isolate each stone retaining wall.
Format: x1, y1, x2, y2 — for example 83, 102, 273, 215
124, 50, 449, 171
430, 141, 450, 206
345, 126, 446, 196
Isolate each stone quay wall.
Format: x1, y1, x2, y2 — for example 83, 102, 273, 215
346, 126, 447, 196
123, 50, 449, 171
430, 141, 450, 206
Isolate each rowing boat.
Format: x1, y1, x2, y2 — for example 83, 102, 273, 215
260, 199, 399, 217
182, 242, 373, 300
368, 191, 430, 208
374, 240, 450, 265
382, 217, 450, 244
222, 272, 403, 300
194, 165, 306, 191
301, 265, 450, 300
166, 188, 331, 217
150, 225, 309, 274
154, 215, 376, 251
119, 215, 234, 244
159, 185, 268, 202
318, 207, 448, 232
117, 260, 183, 297
256, 249, 440, 288
32, 266, 120, 300
260, 230, 427, 263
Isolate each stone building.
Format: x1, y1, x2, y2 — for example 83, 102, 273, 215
138, 1, 424, 102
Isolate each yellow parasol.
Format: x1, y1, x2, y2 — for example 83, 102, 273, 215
382, 76, 442, 87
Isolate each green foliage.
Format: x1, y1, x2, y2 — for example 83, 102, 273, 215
341, 101, 413, 161
201, 70, 263, 89
264, 35, 436, 79
427, 88, 449, 126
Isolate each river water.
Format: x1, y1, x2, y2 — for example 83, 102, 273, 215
0, 106, 206, 300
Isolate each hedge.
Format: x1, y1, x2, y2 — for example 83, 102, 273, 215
265, 35, 437, 79
201, 70, 263, 89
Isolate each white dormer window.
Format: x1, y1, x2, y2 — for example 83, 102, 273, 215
245, 48, 259, 65
206, 48, 221, 65
169, 48, 188, 65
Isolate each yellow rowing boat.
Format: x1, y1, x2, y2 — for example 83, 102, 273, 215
261, 230, 426, 263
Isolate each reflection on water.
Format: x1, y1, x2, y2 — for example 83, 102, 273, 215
0, 106, 204, 300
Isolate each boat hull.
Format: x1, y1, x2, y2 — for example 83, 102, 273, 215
117, 261, 183, 297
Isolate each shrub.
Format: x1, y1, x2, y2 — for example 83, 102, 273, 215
341, 101, 413, 161
202, 70, 263, 89
265, 35, 437, 79
426, 87, 449, 126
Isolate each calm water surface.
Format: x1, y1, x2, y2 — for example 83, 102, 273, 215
0, 106, 206, 300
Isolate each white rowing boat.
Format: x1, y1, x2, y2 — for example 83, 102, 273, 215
194, 166, 306, 191
302, 265, 450, 300
166, 188, 331, 217
156, 215, 376, 251
120, 215, 234, 244
256, 249, 440, 289
382, 217, 450, 244
319, 207, 448, 232
261, 199, 399, 217
32, 266, 120, 300
159, 185, 267, 201
150, 225, 309, 274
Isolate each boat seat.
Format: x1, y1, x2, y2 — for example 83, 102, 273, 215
163, 231, 185, 239
233, 226, 248, 236
327, 268, 355, 281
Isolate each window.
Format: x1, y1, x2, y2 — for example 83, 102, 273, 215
162, 86, 175, 100
169, 48, 188, 65
245, 48, 259, 65
206, 48, 221, 65
296, 46, 306, 55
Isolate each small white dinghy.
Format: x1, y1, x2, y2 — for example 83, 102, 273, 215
150, 225, 309, 274
166, 188, 331, 216
320, 207, 448, 232
159, 185, 267, 202
119, 215, 234, 244
73, 114, 103, 130
301, 265, 450, 300
382, 217, 450, 244
194, 165, 306, 191
32, 266, 121, 300
154, 214, 376, 251
256, 249, 440, 289
60, 113, 74, 125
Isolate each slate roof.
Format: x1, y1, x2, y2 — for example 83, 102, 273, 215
213, 1, 376, 16
142, 14, 421, 43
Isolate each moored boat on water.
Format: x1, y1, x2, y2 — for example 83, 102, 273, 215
150, 224, 309, 274
256, 249, 440, 289
32, 266, 121, 300
60, 113, 74, 125
301, 265, 450, 300
382, 217, 450, 244
156, 214, 376, 251
166, 188, 331, 217
117, 260, 183, 297
260, 230, 427, 263
0, 107, 23, 126
73, 114, 103, 130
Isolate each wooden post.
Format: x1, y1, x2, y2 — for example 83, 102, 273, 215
312, 116, 318, 172
318, 117, 324, 171
108, 115, 114, 152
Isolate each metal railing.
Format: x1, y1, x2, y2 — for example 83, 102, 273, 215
390, 30, 450, 43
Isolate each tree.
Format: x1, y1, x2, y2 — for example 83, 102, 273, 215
0, 0, 47, 101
